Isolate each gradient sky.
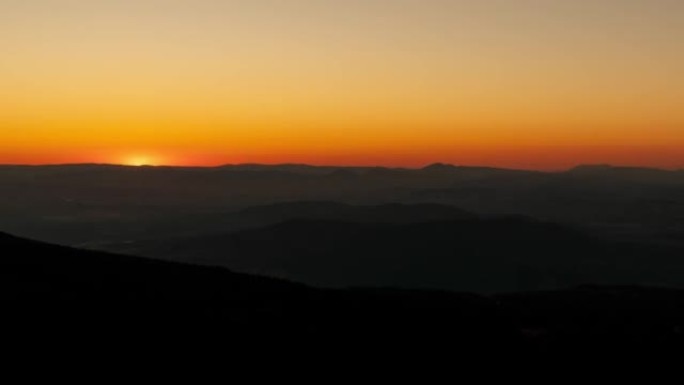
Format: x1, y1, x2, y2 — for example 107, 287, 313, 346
1, 0, 683, 169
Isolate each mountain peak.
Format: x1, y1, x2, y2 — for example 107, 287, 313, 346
422, 163, 458, 171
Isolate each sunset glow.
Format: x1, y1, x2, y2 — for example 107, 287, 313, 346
1, 1, 683, 169
122, 155, 160, 167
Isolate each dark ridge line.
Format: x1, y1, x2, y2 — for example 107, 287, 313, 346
1, 162, 681, 173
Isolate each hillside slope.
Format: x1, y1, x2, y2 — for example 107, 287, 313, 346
2, 231, 684, 354
103, 217, 684, 292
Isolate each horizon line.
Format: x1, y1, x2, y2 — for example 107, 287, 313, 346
0, 162, 682, 173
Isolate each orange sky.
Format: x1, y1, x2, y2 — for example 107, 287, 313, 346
1, 1, 683, 170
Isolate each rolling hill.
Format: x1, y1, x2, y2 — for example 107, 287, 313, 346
3, 231, 684, 354
101, 214, 684, 293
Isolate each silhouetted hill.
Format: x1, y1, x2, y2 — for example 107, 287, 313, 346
103, 216, 684, 292
0, 231, 523, 355
0, 231, 305, 300
2, 163, 683, 247
3, 231, 684, 355
71, 202, 473, 251
234, 201, 475, 225
422, 162, 460, 172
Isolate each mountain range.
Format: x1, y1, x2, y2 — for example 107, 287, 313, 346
100, 207, 684, 292
2, 163, 682, 248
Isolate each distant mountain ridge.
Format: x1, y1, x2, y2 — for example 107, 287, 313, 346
234, 201, 476, 224
2, 163, 683, 248
2, 162, 681, 173
102, 214, 684, 293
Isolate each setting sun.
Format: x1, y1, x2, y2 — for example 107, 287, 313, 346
0, 0, 682, 170
123, 155, 159, 167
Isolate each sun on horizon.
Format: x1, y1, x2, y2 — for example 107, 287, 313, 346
122, 155, 162, 167
1, 1, 682, 169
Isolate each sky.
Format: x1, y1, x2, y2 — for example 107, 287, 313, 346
1, 0, 682, 169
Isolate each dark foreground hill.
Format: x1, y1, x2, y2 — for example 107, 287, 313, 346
104, 216, 684, 293
2, 231, 684, 355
